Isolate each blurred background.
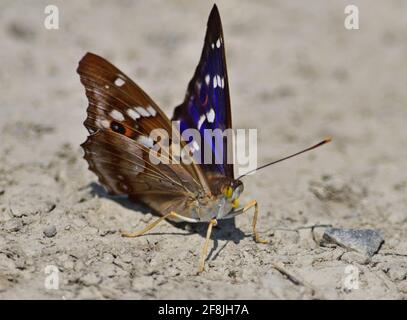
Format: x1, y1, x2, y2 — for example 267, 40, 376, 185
1, 0, 406, 299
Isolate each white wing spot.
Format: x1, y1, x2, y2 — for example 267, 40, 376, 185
127, 109, 140, 120
197, 114, 206, 130
147, 106, 157, 116
221, 77, 225, 88
216, 75, 222, 88
206, 108, 215, 123
137, 135, 154, 148
211, 43, 215, 49
97, 119, 110, 128
104, 85, 110, 89
205, 74, 210, 85
216, 38, 221, 48
213, 76, 218, 88
135, 106, 150, 117
110, 110, 125, 122
114, 78, 125, 87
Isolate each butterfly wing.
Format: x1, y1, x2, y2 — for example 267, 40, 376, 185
172, 4, 234, 182
78, 53, 210, 218
82, 130, 199, 219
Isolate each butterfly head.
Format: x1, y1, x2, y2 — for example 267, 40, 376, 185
222, 179, 244, 209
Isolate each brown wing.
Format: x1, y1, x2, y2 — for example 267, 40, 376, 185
77, 52, 211, 217
82, 130, 198, 219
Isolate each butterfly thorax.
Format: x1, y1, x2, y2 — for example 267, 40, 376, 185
192, 176, 243, 221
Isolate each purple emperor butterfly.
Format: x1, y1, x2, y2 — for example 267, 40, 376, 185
78, 4, 331, 273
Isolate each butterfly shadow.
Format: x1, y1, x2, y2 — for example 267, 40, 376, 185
90, 183, 247, 256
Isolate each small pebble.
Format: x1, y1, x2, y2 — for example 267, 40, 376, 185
43, 225, 57, 238
4, 219, 23, 232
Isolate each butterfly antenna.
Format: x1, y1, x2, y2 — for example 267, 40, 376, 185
237, 137, 332, 179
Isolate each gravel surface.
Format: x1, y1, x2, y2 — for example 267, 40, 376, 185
1, 0, 407, 299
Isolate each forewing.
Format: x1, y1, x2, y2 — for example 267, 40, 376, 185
78, 52, 205, 201
172, 5, 234, 181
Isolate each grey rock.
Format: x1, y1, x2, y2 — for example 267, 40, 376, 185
43, 225, 57, 237
322, 228, 384, 256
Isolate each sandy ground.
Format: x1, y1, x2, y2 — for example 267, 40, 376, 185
1, 0, 407, 299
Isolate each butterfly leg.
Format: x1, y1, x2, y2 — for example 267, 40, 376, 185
223, 200, 268, 244
121, 211, 193, 238
249, 200, 269, 244
198, 218, 218, 274
242, 200, 269, 244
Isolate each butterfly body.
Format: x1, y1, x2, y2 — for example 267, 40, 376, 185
191, 176, 243, 222
125, 174, 242, 223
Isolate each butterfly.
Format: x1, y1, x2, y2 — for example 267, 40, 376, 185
77, 4, 330, 273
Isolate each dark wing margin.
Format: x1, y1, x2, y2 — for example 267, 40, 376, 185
172, 4, 234, 181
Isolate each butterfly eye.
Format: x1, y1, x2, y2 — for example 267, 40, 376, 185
224, 186, 233, 198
